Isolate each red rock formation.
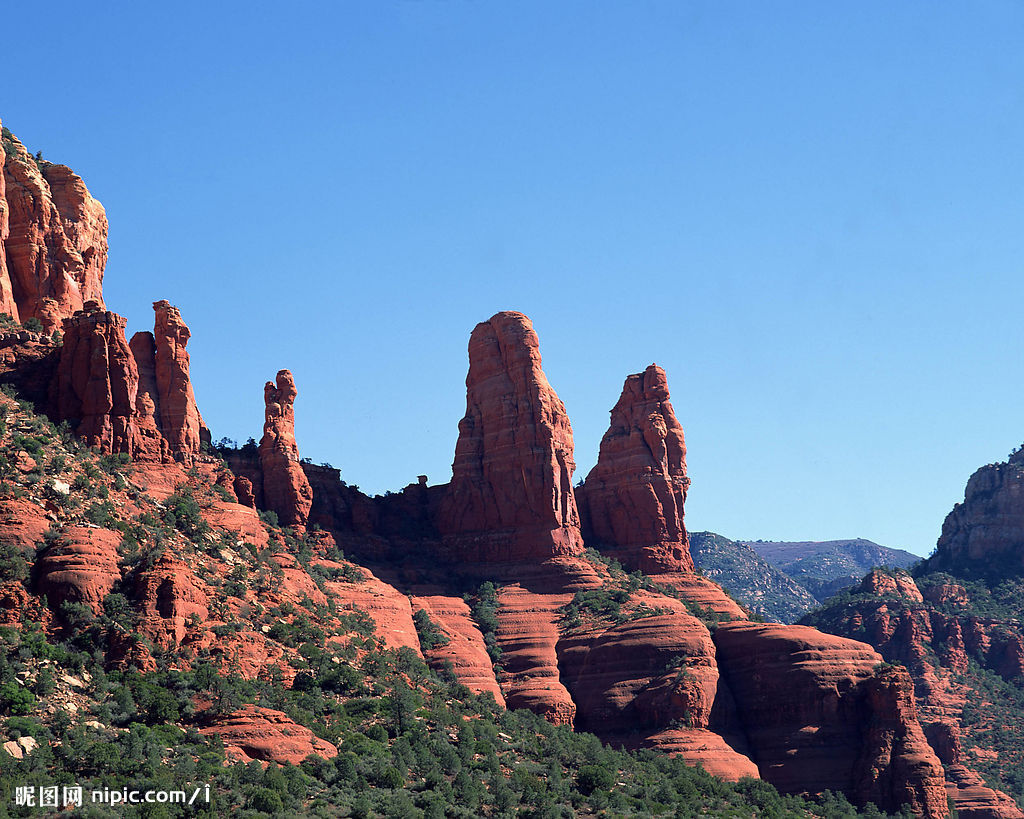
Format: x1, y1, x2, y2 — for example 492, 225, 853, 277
128, 329, 171, 461
0, 126, 106, 329
0, 120, 11, 318
809, 572, 1024, 817
437, 312, 583, 564
133, 553, 209, 647
35, 526, 122, 615
860, 568, 924, 602
557, 601, 759, 780
50, 300, 207, 462
944, 765, 1024, 819
578, 364, 693, 573
0, 582, 51, 628
410, 594, 506, 705
258, 369, 312, 527
855, 666, 950, 819
151, 300, 207, 460
493, 584, 577, 725
0, 498, 54, 551
233, 476, 256, 508
713, 622, 948, 817
931, 454, 1024, 576
199, 705, 337, 765
321, 565, 422, 653
52, 304, 143, 456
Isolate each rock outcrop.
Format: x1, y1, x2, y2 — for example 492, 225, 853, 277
151, 300, 208, 459
929, 453, 1024, 578
856, 666, 951, 819
35, 526, 122, 616
411, 594, 506, 705
558, 603, 760, 781
132, 553, 209, 647
437, 312, 583, 565
52, 305, 143, 456
803, 568, 1024, 818
713, 622, 948, 817
258, 369, 313, 527
0, 126, 107, 329
199, 705, 338, 765
577, 364, 693, 573
51, 300, 206, 462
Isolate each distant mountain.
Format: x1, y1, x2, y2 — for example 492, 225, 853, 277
745, 538, 920, 602
688, 532, 819, 623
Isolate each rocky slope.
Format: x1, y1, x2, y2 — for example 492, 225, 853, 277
689, 531, 820, 623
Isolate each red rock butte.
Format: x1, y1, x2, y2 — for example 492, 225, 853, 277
437, 311, 584, 565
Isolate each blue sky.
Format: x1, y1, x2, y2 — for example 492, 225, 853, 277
5, 2, 1024, 556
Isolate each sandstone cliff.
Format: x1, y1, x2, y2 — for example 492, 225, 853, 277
0, 125, 107, 329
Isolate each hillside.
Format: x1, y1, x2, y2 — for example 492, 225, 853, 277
689, 532, 818, 624
747, 539, 920, 602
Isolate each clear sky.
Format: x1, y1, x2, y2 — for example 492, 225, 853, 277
5, 2, 1024, 556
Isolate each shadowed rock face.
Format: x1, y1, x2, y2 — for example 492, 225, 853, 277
578, 364, 693, 574
259, 369, 313, 528
437, 311, 583, 564
0, 125, 107, 330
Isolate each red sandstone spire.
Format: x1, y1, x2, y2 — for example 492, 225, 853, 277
438, 311, 583, 563
578, 364, 694, 573
259, 369, 313, 528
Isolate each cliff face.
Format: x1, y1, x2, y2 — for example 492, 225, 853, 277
437, 312, 583, 565
0, 125, 107, 330
577, 364, 693, 574
930, 455, 1024, 579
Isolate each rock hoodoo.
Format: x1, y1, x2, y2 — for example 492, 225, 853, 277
0, 125, 107, 330
577, 363, 693, 573
152, 300, 208, 459
437, 311, 583, 564
258, 369, 313, 528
